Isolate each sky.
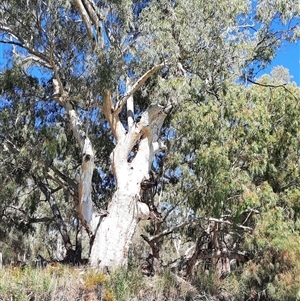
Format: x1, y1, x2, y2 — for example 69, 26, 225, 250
257, 40, 300, 86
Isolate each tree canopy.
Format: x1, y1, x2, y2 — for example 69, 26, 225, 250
0, 0, 300, 300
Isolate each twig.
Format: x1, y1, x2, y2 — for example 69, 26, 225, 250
246, 77, 298, 101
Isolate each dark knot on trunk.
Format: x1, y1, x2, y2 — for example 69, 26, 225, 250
83, 154, 91, 162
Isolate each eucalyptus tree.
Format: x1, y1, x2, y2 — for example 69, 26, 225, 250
163, 71, 300, 299
0, 0, 299, 270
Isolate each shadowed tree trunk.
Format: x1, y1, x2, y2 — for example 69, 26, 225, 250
36, 178, 72, 251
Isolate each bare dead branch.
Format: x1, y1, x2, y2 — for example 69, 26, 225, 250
144, 220, 194, 243
28, 217, 54, 223
50, 165, 78, 195
34, 177, 72, 250
242, 208, 260, 225
143, 214, 254, 247
208, 217, 253, 231
46, 172, 77, 200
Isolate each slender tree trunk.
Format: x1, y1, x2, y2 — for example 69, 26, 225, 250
36, 178, 72, 250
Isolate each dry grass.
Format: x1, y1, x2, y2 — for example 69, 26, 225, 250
0, 264, 214, 301
0, 264, 109, 301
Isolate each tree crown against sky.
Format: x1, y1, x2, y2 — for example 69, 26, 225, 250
1, 0, 299, 95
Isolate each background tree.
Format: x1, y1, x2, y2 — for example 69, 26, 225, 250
0, 0, 299, 274
157, 71, 300, 299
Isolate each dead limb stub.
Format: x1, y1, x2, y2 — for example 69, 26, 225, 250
141, 234, 161, 259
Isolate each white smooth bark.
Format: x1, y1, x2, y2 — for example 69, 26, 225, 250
64, 101, 97, 235
90, 93, 171, 269
48, 79, 97, 237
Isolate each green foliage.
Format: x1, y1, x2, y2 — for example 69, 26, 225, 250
163, 73, 300, 300
0, 0, 300, 298
167, 74, 300, 212
240, 203, 300, 300
0, 267, 54, 301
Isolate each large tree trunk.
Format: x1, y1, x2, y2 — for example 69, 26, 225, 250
54, 64, 169, 269
89, 136, 153, 267
89, 188, 139, 267
90, 91, 171, 269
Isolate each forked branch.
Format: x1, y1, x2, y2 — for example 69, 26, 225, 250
114, 63, 166, 114
102, 89, 126, 141
73, 0, 104, 49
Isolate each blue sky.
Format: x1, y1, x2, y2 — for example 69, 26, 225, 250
257, 40, 300, 85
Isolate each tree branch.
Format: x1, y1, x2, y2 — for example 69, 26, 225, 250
82, 0, 104, 48
114, 63, 166, 113
0, 39, 52, 69
143, 220, 194, 243
208, 217, 253, 231
21, 55, 52, 69
34, 177, 72, 250
82, 0, 103, 25
47, 172, 78, 201
102, 89, 126, 141
64, 101, 88, 149
246, 77, 287, 88
143, 215, 253, 245
246, 77, 299, 100
50, 165, 78, 197
28, 217, 54, 223
126, 77, 134, 129
73, 0, 95, 43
